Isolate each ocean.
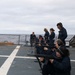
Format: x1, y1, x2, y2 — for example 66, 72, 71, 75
0, 34, 74, 45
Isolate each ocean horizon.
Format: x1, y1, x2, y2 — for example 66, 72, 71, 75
0, 34, 74, 45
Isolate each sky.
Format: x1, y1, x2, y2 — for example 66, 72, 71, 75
0, 0, 75, 34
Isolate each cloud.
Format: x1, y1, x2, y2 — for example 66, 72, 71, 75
0, 0, 75, 34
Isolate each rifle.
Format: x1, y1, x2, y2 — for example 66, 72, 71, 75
27, 54, 58, 59
27, 53, 60, 75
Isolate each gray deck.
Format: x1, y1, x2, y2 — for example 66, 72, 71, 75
0, 45, 74, 75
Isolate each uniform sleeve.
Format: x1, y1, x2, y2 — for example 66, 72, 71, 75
53, 57, 70, 70
50, 32, 55, 39
62, 29, 67, 40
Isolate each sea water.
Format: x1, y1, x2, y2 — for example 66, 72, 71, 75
0, 34, 74, 45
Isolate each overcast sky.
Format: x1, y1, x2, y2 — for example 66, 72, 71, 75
0, 0, 75, 34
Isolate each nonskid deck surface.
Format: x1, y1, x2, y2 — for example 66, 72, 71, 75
0, 45, 74, 75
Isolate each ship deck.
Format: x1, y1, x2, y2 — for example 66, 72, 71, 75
0, 45, 75, 75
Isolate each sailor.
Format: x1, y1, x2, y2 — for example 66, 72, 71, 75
41, 39, 70, 75
44, 28, 49, 43
48, 28, 55, 48
30, 32, 36, 47
50, 47, 71, 75
57, 22, 67, 45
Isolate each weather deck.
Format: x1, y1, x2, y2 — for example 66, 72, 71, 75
0, 45, 75, 75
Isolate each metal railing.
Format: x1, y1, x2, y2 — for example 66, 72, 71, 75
0, 34, 73, 47
0, 34, 30, 45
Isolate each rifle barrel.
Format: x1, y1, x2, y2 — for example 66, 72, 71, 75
27, 54, 59, 59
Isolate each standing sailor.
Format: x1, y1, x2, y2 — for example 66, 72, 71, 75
44, 28, 49, 43
30, 32, 36, 47
57, 22, 67, 45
